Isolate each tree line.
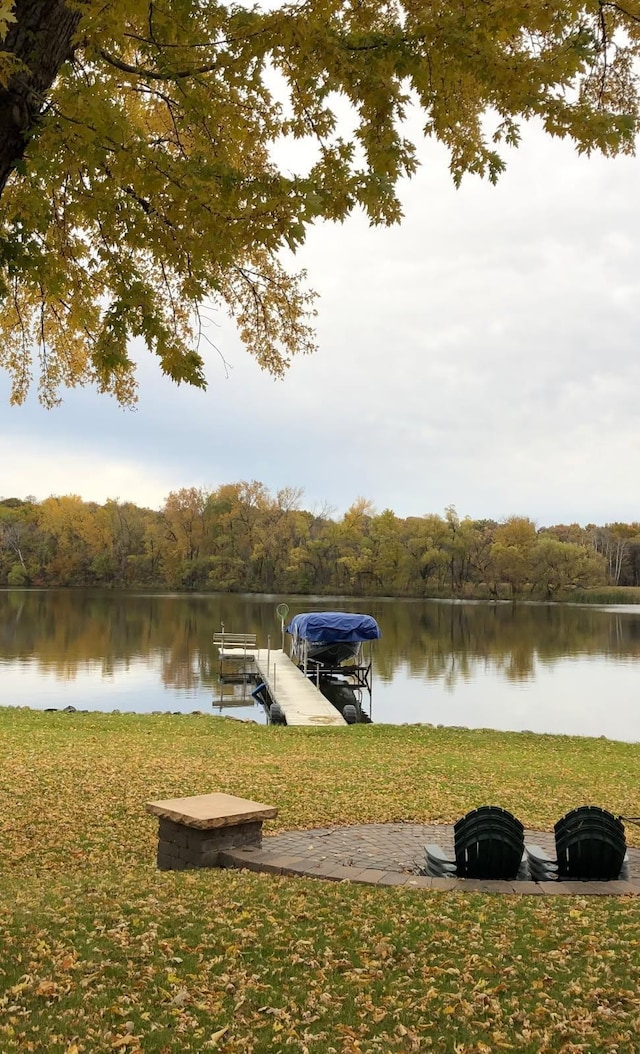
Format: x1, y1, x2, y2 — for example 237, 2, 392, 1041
1, 484, 639, 599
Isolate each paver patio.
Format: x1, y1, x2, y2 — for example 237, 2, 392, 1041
218, 822, 640, 895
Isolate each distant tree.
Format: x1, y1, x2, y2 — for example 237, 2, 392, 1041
530, 537, 606, 598
489, 516, 537, 597
249, 487, 309, 592
36, 494, 97, 584
0, 506, 29, 578
1, 1, 640, 404
403, 513, 449, 594
589, 522, 639, 584
440, 505, 483, 595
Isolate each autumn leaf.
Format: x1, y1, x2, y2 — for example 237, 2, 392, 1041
208, 1026, 230, 1047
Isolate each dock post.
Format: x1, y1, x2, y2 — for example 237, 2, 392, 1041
267, 635, 271, 675
218, 622, 225, 678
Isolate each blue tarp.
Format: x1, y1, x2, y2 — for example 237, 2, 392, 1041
286, 612, 381, 643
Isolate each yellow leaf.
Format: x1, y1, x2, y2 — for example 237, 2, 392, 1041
209, 1026, 229, 1047
35, 980, 59, 998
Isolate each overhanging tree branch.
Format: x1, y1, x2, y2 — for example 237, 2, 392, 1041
98, 48, 218, 80
1, 0, 640, 406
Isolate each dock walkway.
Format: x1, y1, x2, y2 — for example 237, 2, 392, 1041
218, 646, 346, 726
253, 649, 346, 726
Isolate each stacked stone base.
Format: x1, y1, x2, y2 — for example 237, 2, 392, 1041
157, 817, 263, 871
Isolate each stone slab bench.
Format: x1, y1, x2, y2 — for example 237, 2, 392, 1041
146, 792, 278, 871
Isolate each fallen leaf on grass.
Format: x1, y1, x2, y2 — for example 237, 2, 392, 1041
206, 1025, 229, 1047
35, 980, 60, 998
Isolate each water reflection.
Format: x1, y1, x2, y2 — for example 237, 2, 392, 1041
1, 590, 639, 739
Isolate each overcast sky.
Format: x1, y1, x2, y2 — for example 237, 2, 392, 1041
2, 119, 640, 526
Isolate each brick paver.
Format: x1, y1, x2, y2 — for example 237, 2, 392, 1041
219, 823, 640, 895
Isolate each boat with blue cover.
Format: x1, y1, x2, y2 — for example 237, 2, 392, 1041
286, 611, 381, 668
284, 611, 381, 723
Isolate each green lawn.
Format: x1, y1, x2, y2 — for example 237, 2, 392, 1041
1, 708, 639, 1053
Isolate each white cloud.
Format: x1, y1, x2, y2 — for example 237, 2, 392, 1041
0, 435, 178, 508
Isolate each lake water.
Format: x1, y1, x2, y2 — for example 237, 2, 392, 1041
1, 589, 639, 741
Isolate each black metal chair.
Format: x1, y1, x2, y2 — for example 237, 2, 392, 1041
425, 806, 525, 880
526, 806, 628, 882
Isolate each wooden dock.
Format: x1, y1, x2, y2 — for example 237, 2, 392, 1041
217, 646, 346, 726
253, 649, 346, 726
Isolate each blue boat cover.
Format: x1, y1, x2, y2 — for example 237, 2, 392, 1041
286, 612, 381, 643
